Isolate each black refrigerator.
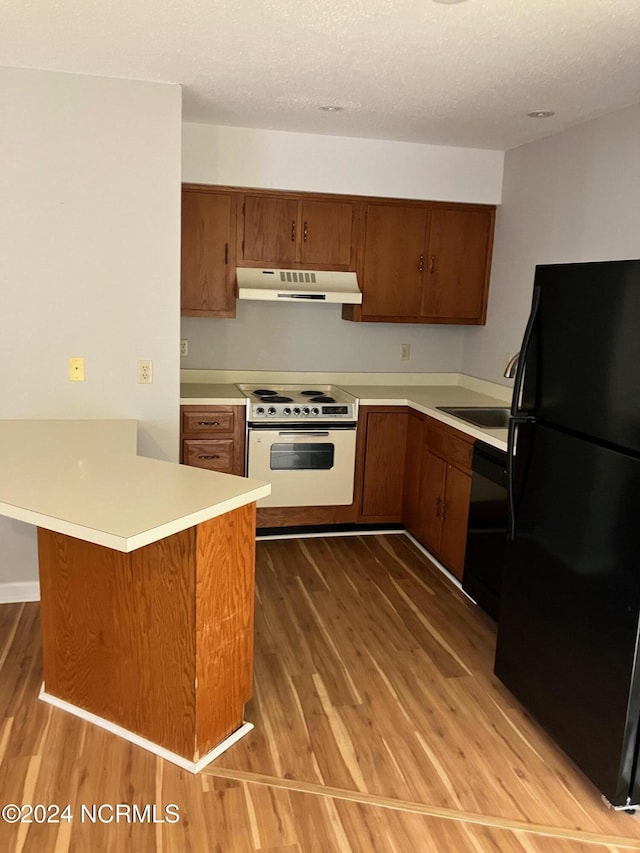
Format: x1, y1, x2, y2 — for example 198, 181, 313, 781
495, 259, 640, 810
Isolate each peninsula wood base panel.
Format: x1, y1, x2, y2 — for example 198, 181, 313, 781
36, 502, 256, 765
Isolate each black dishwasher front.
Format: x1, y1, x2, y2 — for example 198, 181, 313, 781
462, 440, 508, 620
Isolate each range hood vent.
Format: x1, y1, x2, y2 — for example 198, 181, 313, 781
237, 268, 362, 304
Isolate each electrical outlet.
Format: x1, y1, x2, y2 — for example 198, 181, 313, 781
137, 359, 153, 384
180, 339, 188, 357
68, 356, 85, 382
400, 344, 411, 362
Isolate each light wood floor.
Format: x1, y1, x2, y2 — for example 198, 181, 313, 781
1, 533, 640, 851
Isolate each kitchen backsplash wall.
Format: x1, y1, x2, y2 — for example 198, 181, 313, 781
181, 302, 466, 373
181, 122, 503, 374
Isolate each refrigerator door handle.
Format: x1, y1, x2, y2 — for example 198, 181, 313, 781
507, 417, 530, 541
507, 418, 517, 541
511, 286, 541, 417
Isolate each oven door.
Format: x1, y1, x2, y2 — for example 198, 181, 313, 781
248, 427, 357, 508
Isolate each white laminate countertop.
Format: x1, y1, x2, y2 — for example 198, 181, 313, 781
0, 419, 270, 552
181, 383, 246, 405
180, 382, 510, 452
340, 385, 509, 451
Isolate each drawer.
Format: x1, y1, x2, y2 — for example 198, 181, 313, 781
447, 434, 473, 471
182, 410, 235, 435
424, 419, 449, 459
425, 418, 473, 471
183, 440, 235, 473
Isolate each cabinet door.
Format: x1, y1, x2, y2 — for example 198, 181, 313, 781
402, 411, 425, 538
361, 411, 408, 519
361, 204, 428, 318
422, 208, 493, 322
439, 464, 472, 580
181, 190, 236, 317
299, 199, 354, 267
241, 195, 298, 265
419, 450, 446, 554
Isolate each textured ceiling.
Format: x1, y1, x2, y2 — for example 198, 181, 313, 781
2, 0, 640, 150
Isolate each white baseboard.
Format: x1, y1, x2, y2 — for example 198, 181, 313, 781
0, 581, 40, 603
39, 686, 254, 773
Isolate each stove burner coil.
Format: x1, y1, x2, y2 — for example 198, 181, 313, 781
257, 395, 293, 403
310, 395, 336, 403
253, 389, 278, 397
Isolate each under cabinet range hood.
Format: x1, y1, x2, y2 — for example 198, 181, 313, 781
236, 268, 362, 304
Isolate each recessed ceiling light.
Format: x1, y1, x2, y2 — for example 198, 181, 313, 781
527, 110, 555, 118
319, 105, 344, 112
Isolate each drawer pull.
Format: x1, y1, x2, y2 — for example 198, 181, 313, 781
197, 421, 220, 426
418, 253, 424, 272
291, 220, 296, 242
198, 455, 220, 460
429, 254, 436, 273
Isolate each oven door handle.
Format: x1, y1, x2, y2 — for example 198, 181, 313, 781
277, 431, 331, 438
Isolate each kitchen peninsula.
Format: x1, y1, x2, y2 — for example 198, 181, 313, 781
0, 419, 269, 772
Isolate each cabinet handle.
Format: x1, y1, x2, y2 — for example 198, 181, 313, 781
418, 253, 425, 272
197, 421, 220, 426
303, 221, 308, 242
436, 496, 442, 518
441, 500, 446, 521
224, 242, 229, 264
291, 220, 296, 242
198, 455, 220, 460
429, 255, 436, 273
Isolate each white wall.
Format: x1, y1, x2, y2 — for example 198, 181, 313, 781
182, 123, 504, 204
462, 104, 640, 385
181, 123, 503, 374
0, 67, 182, 587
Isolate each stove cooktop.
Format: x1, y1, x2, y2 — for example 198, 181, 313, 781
236, 384, 358, 422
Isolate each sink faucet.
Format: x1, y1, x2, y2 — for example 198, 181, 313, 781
504, 352, 520, 379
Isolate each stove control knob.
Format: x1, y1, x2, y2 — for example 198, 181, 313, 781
256, 406, 265, 416
283, 407, 292, 416
311, 407, 320, 416
293, 407, 301, 416
302, 407, 310, 416
267, 406, 277, 416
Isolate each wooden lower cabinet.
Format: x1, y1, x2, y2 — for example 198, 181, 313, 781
180, 405, 246, 476
402, 409, 426, 538
358, 407, 409, 522
402, 415, 473, 580
438, 462, 472, 576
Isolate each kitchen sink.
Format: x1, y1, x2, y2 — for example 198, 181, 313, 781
436, 406, 511, 429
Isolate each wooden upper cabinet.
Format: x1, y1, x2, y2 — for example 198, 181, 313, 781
344, 200, 495, 326
181, 188, 236, 318
422, 207, 494, 321
239, 192, 357, 270
361, 204, 428, 318
182, 183, 494, 323
299, 199, 354, 266
241, 195, 299, 265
